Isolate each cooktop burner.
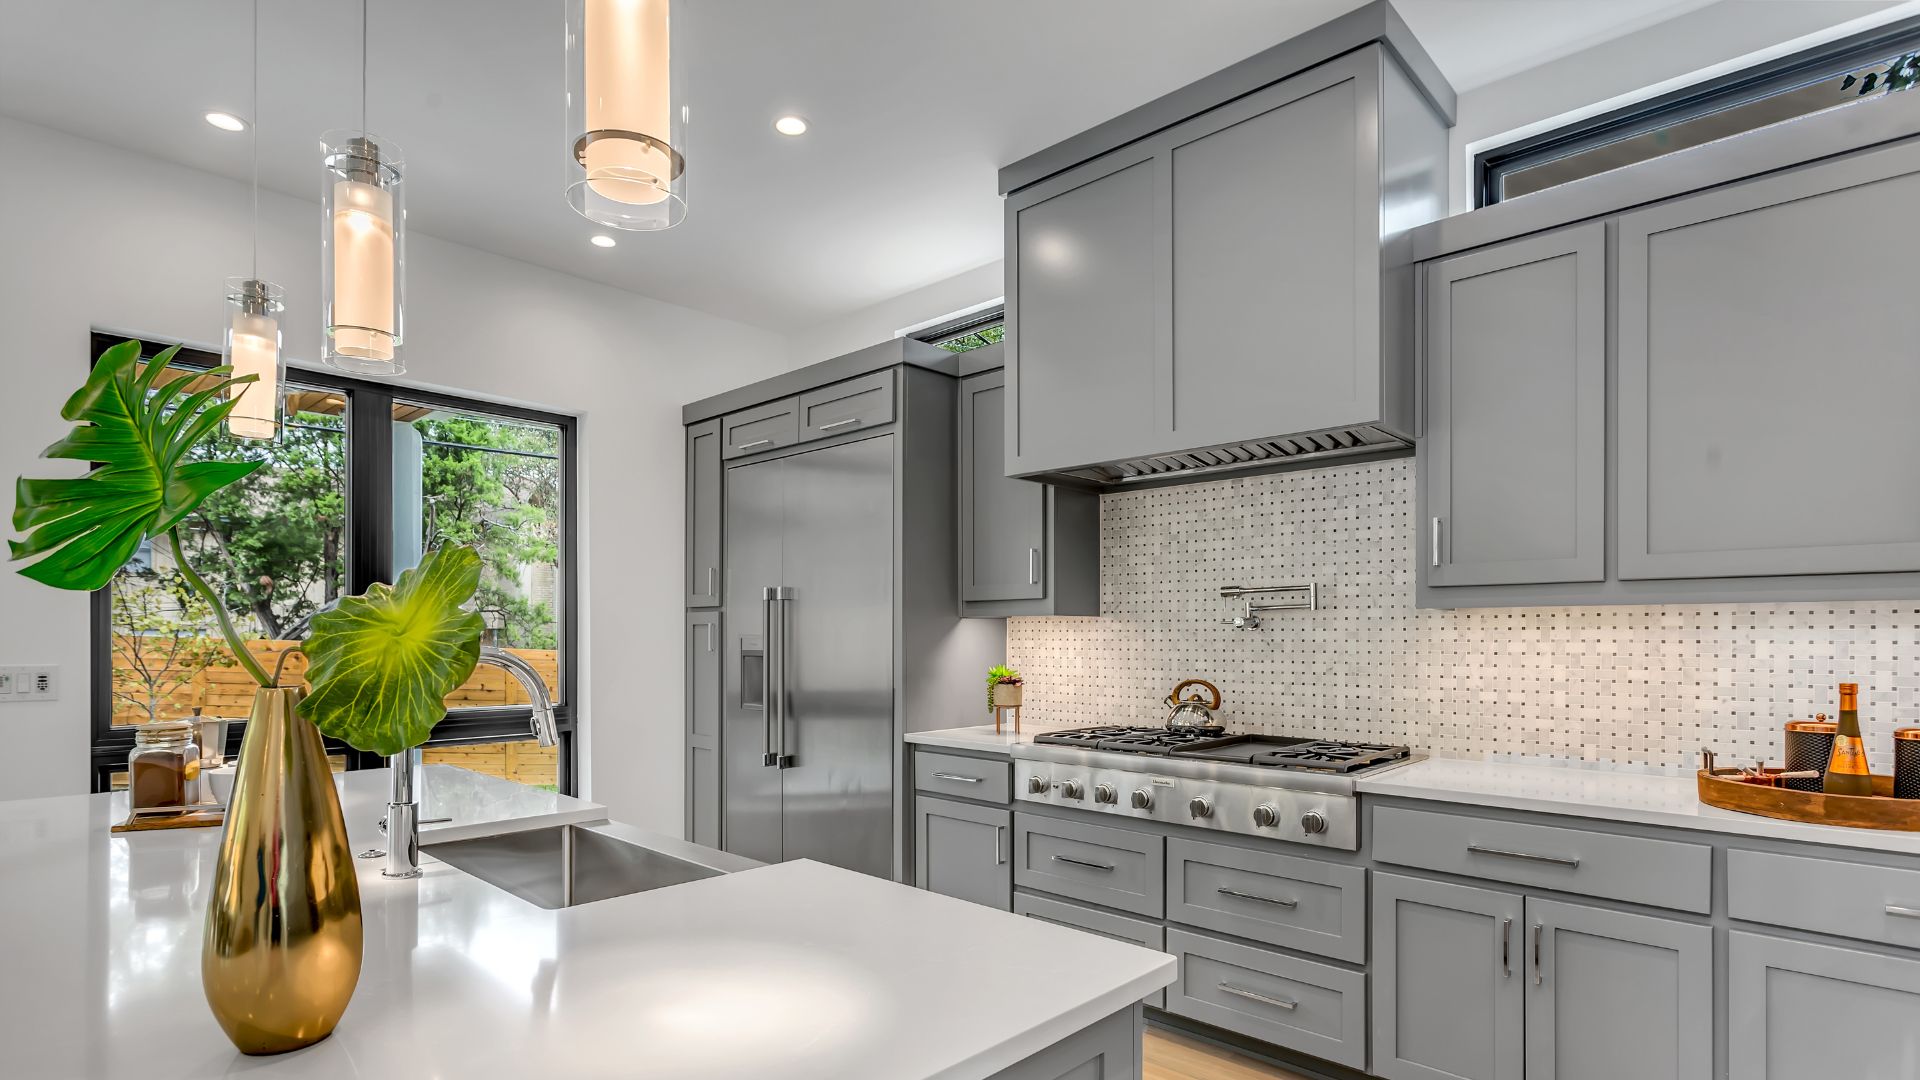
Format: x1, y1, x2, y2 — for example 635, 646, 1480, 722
1180, 735, 1412, 773
1031, 725, 1228, 754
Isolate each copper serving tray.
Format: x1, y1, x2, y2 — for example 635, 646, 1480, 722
1697, 770, 1920, 832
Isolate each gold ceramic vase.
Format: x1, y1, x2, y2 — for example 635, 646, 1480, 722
203, 686, 363, 1055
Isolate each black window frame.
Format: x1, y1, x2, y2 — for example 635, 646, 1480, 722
1475, 14, 1920, 207
85, 333, 580, 794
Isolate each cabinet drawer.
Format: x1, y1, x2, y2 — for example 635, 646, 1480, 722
1015, 892, 1167, 1009
721, 397, 801, 459
914, 750, 1012, 804
1373, 806, 1710, 914
1165, 838, 1366, 963
1165, 928, 1366, 1070
1014, 813, 1164, 917
799, 369, 895, 441
1729, 849, 1920, 950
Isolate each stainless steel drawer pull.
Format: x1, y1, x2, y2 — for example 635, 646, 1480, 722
1028, 547, 1039, 585
1216, 887, 1298, 909
818, 417, 863, 431
1051, 854, 1115, 872
706, 566, 718, 597
1501, 916, 1512, 978
1430, 516, 1443, 568
932, 772, 983, 784
1217, 983, 1297, 1011
1467, 843, 1581, 869
995, 825, 1006, 866
1532, 922, 1544, 986
1887, 905, 1920, 920
736, 438, 774, 450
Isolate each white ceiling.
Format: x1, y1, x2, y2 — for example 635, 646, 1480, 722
0, 0, 1813, 329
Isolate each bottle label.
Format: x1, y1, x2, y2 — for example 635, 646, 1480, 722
1829, 737, 1871, 776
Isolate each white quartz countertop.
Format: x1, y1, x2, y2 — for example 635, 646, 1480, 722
0, 766, 1172, 1079
905, 724, 1057, 754
1358, 757, 1920, 856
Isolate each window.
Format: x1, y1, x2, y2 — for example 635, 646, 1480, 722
1477, 16, 1920, 206
89, 335, 577, 794
912, 309, 1005, 353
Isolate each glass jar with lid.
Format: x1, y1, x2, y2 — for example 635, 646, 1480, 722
128, 720, 202, 810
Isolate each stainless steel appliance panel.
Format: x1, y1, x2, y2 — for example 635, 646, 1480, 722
722, 454, 787, 864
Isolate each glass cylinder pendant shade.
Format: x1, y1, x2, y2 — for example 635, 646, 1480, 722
222, 277, 285, 440
566, 0, 687, 230
320, 131, 406, 375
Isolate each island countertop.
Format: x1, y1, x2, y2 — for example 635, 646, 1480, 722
0, 767, 1172, 1079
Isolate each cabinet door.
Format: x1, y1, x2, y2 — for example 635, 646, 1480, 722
1618, 144, 1920, 579
685, 610, 721, 847
1524, 898, 1711, 1080
915, 795, 1011, 911
1372, 873, 1524, 1080
685, 419, 722, 607
1167, 51, 1377, 446
1005, 144, 1163, 476
960, 370, 1046, 602
1729, 931, 1920, 1079
1424, 224, 1605, 586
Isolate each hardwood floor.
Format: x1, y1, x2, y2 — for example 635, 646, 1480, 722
1143, 1025, 1313, 1080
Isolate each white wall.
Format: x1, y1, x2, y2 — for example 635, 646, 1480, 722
0, 116, 790, 831
786, 259, 1003, 367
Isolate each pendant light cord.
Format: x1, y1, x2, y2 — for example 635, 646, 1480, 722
361, 0, 368, 134
250, 0, 259, 278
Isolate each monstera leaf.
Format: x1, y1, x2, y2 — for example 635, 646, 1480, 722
10, 340, 260, 591
300, 545, 486, 756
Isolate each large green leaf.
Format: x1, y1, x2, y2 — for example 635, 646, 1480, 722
10, 340, 261, 591
299, 545, 486, 756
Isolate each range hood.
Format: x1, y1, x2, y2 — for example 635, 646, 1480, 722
1053, 424, 1410, 488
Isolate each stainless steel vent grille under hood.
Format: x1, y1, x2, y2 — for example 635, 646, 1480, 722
1056, 424, 1410, 486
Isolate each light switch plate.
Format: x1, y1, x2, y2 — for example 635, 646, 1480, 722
0, 665, 58, 702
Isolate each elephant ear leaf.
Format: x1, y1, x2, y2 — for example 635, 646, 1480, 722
9, 340, 261, 591
299, 545, 486, 756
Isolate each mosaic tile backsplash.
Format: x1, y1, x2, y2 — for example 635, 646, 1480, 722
1006, 457, 1920, 772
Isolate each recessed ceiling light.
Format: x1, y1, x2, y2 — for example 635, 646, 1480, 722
204, 111, 247, 132
773, 115, 809, 136
590, 234, 617, 248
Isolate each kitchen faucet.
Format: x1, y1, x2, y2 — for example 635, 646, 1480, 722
383, 646, 558, 879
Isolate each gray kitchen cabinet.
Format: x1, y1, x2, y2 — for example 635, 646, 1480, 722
798, 369, 895, 440
685, 419, 722, 607
1165, 928, 1368, 1071
685, 610, 721, 848
719, 396, 801, 459
1423, 224, 1604, 587
1372, 872, 1524, 1080
1015, 892, 1167, 1009
916, 795, 1012, 911
1617, 142, 1920, 581
1524, 898, 1711, 1080
1728, 931, 1920, 1079
958, 366, 1098, 616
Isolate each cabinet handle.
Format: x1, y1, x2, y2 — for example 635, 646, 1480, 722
737, 438, 774, 450
1430, 516, 1443, 567
995, 825, 1006, 866
703, 622, 714, 653
1532, 922, 1544, 986
932, 772, 983, 784
1887, 905, 1920, 919
818, 417, 863, 432
1217, 983, 1297, 1011
1028, 547, 1039, 585
1501, 916, 1512, 978
1216, 887, 1298, 909
706, 566, 718, 598
1467, 844, 1580, 869
1051, 854, 1115, 872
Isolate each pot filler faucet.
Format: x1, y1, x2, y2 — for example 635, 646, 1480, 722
382, 646, 559, 879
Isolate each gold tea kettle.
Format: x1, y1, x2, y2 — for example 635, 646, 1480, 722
1163, 679, 1222, 730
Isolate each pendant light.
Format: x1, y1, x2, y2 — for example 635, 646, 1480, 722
224, 0, 285, 440
565, 0, 688, 230
322, 0, 404, 375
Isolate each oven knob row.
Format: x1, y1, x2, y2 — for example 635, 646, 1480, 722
1130, 789, 1153, 810
1301, 809, 1328, 835
1251, 804, 1279, 828
1094, 783, 1117, 804
1188, 797, 1213, 820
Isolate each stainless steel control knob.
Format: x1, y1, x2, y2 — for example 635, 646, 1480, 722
1094, 783, 1117, 804
1188, 797, 1213, 819
1028, 776, 1048, 795
1061, 779, 1084, 800
1301, 810, 1329, 835
1252, 804, 1279, 828
1130, 789, 1153, 810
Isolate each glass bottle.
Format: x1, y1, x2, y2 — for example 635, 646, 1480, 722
1823, 682, 1874, 797
128, 720, 202, 810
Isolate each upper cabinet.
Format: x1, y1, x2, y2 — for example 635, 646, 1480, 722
685, 419, 722, 607
1001, 24, 1453, 486
1418, 137, 1920, 607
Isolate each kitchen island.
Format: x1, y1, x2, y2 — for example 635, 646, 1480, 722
0, 767, 1173, 1079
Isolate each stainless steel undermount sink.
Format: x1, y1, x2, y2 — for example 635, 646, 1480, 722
426, 823, 731, 909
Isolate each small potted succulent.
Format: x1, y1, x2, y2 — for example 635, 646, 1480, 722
986, 664, 1024, 712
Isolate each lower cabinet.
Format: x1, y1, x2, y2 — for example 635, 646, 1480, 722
1728, 931, 1920, 1079
916, 795, 1011, 911
1165, 928, 1368, 1070
684, 611, 721, 847
1372, 872, 1710, 1080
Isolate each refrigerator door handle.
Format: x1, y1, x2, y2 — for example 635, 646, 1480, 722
769, 586, 796, 769
760, 588, 783, 767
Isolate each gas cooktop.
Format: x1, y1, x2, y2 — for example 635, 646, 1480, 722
1031, 726, 1411, 774
1030, 725, 1228, 754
